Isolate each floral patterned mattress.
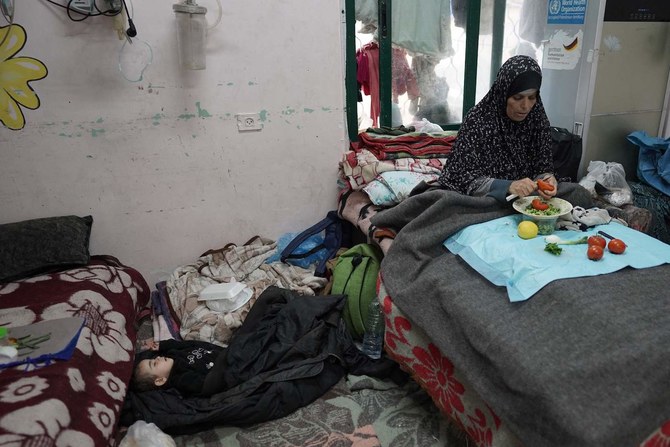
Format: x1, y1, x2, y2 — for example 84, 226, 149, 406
378, 278, 670, 447
0, 256, 150, 446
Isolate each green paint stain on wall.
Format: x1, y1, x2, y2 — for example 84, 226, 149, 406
282, 108, 296, 116
192, 135, 197, 138
179, 113, 196, 120
96, 117, 103, 123
303, 108, 314, 113
196, 102, 212, 118
58, 133, 69, 137
152, 122, 160, 126
91, 129, 105, 137
227, 82, 234, 86
259, 110, 268, 122
248, 81, 257, 86
321, 107, 332, 112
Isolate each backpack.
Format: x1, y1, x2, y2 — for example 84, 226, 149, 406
550, 126, 583, 182
279, 211, 352, 277
330, 243, 383, 340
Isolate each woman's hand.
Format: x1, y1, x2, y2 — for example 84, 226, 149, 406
537, 175, 558, 200
509, 178, 537, 198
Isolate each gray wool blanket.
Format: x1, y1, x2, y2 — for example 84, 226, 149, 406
371, 183, 670, 447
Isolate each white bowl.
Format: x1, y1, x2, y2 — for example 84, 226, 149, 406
512, 196, 573, 235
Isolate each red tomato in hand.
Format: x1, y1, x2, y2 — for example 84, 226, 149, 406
531, 198, 549, 211
587, 235, 606, 248
608, 238, 626, 254
587, 245, 604, 261
537, 179, 555, 193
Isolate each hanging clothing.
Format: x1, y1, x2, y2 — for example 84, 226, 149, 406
357, 42, 381, 126
519, 0, 548, 46
412, 54, 450, 124
357, 42, 420, 126
452, 0, 495, 35
392, 0, 454, 58
437, 55, 554, 200
355, 0, 454, 58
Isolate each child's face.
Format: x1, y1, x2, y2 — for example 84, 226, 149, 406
138, 356, 174, 387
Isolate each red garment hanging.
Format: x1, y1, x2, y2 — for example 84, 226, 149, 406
356, 42, 420, 127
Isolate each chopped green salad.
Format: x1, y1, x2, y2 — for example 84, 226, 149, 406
524, 203, 561, 216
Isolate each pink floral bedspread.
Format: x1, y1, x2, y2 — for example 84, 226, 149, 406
0, 256, 150, 446
378, 278, 670, 447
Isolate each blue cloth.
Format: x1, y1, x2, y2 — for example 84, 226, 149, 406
627, 130, 670, 196
444, 215, 670, 302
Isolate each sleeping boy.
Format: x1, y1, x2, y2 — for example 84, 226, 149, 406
131, 339, 225, 396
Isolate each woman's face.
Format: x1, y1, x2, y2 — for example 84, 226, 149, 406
506, 89, 538, 122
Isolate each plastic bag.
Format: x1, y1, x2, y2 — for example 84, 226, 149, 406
627, 130, 670, 196
411, 118, 444, 133
265, 232, 326, 269
119, 421, 176, 447
578, 160, 633, 206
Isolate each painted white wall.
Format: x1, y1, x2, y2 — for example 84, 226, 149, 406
0, 0, 347, 287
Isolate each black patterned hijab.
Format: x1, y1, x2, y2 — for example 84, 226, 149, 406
438, 55, 553, 194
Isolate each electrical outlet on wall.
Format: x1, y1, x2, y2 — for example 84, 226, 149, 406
236, 113, 263, 132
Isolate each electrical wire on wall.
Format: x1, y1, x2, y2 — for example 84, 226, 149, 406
118, 37, 153, 82
39, 0, 150, 81
42, 0, 122, 21
116, 0, 152, 82
0, 0, 14, 48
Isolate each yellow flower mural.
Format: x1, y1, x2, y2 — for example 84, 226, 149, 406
0, 24, 47, 130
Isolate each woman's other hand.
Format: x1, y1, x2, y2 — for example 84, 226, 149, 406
537, 175, 558, 200
509, 178, 537, 198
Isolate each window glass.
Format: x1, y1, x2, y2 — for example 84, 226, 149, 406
351, 0, 547, 132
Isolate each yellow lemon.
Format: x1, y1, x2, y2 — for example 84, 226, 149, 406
517, 221, 539, 239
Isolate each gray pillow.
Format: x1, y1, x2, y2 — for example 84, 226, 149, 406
0, 215, 93, 283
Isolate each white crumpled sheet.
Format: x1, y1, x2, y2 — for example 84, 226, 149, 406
167, 236, 327, 346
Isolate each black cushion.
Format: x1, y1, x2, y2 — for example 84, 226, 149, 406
0, 215, 93, 283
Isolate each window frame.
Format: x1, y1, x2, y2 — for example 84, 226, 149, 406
345, 0, 508, 139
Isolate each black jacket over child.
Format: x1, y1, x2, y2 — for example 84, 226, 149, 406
122, 286, 403, 435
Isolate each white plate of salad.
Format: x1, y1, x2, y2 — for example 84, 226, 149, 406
512, 196, 573, 220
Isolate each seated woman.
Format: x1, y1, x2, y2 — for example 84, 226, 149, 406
438, 55, 558, 202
